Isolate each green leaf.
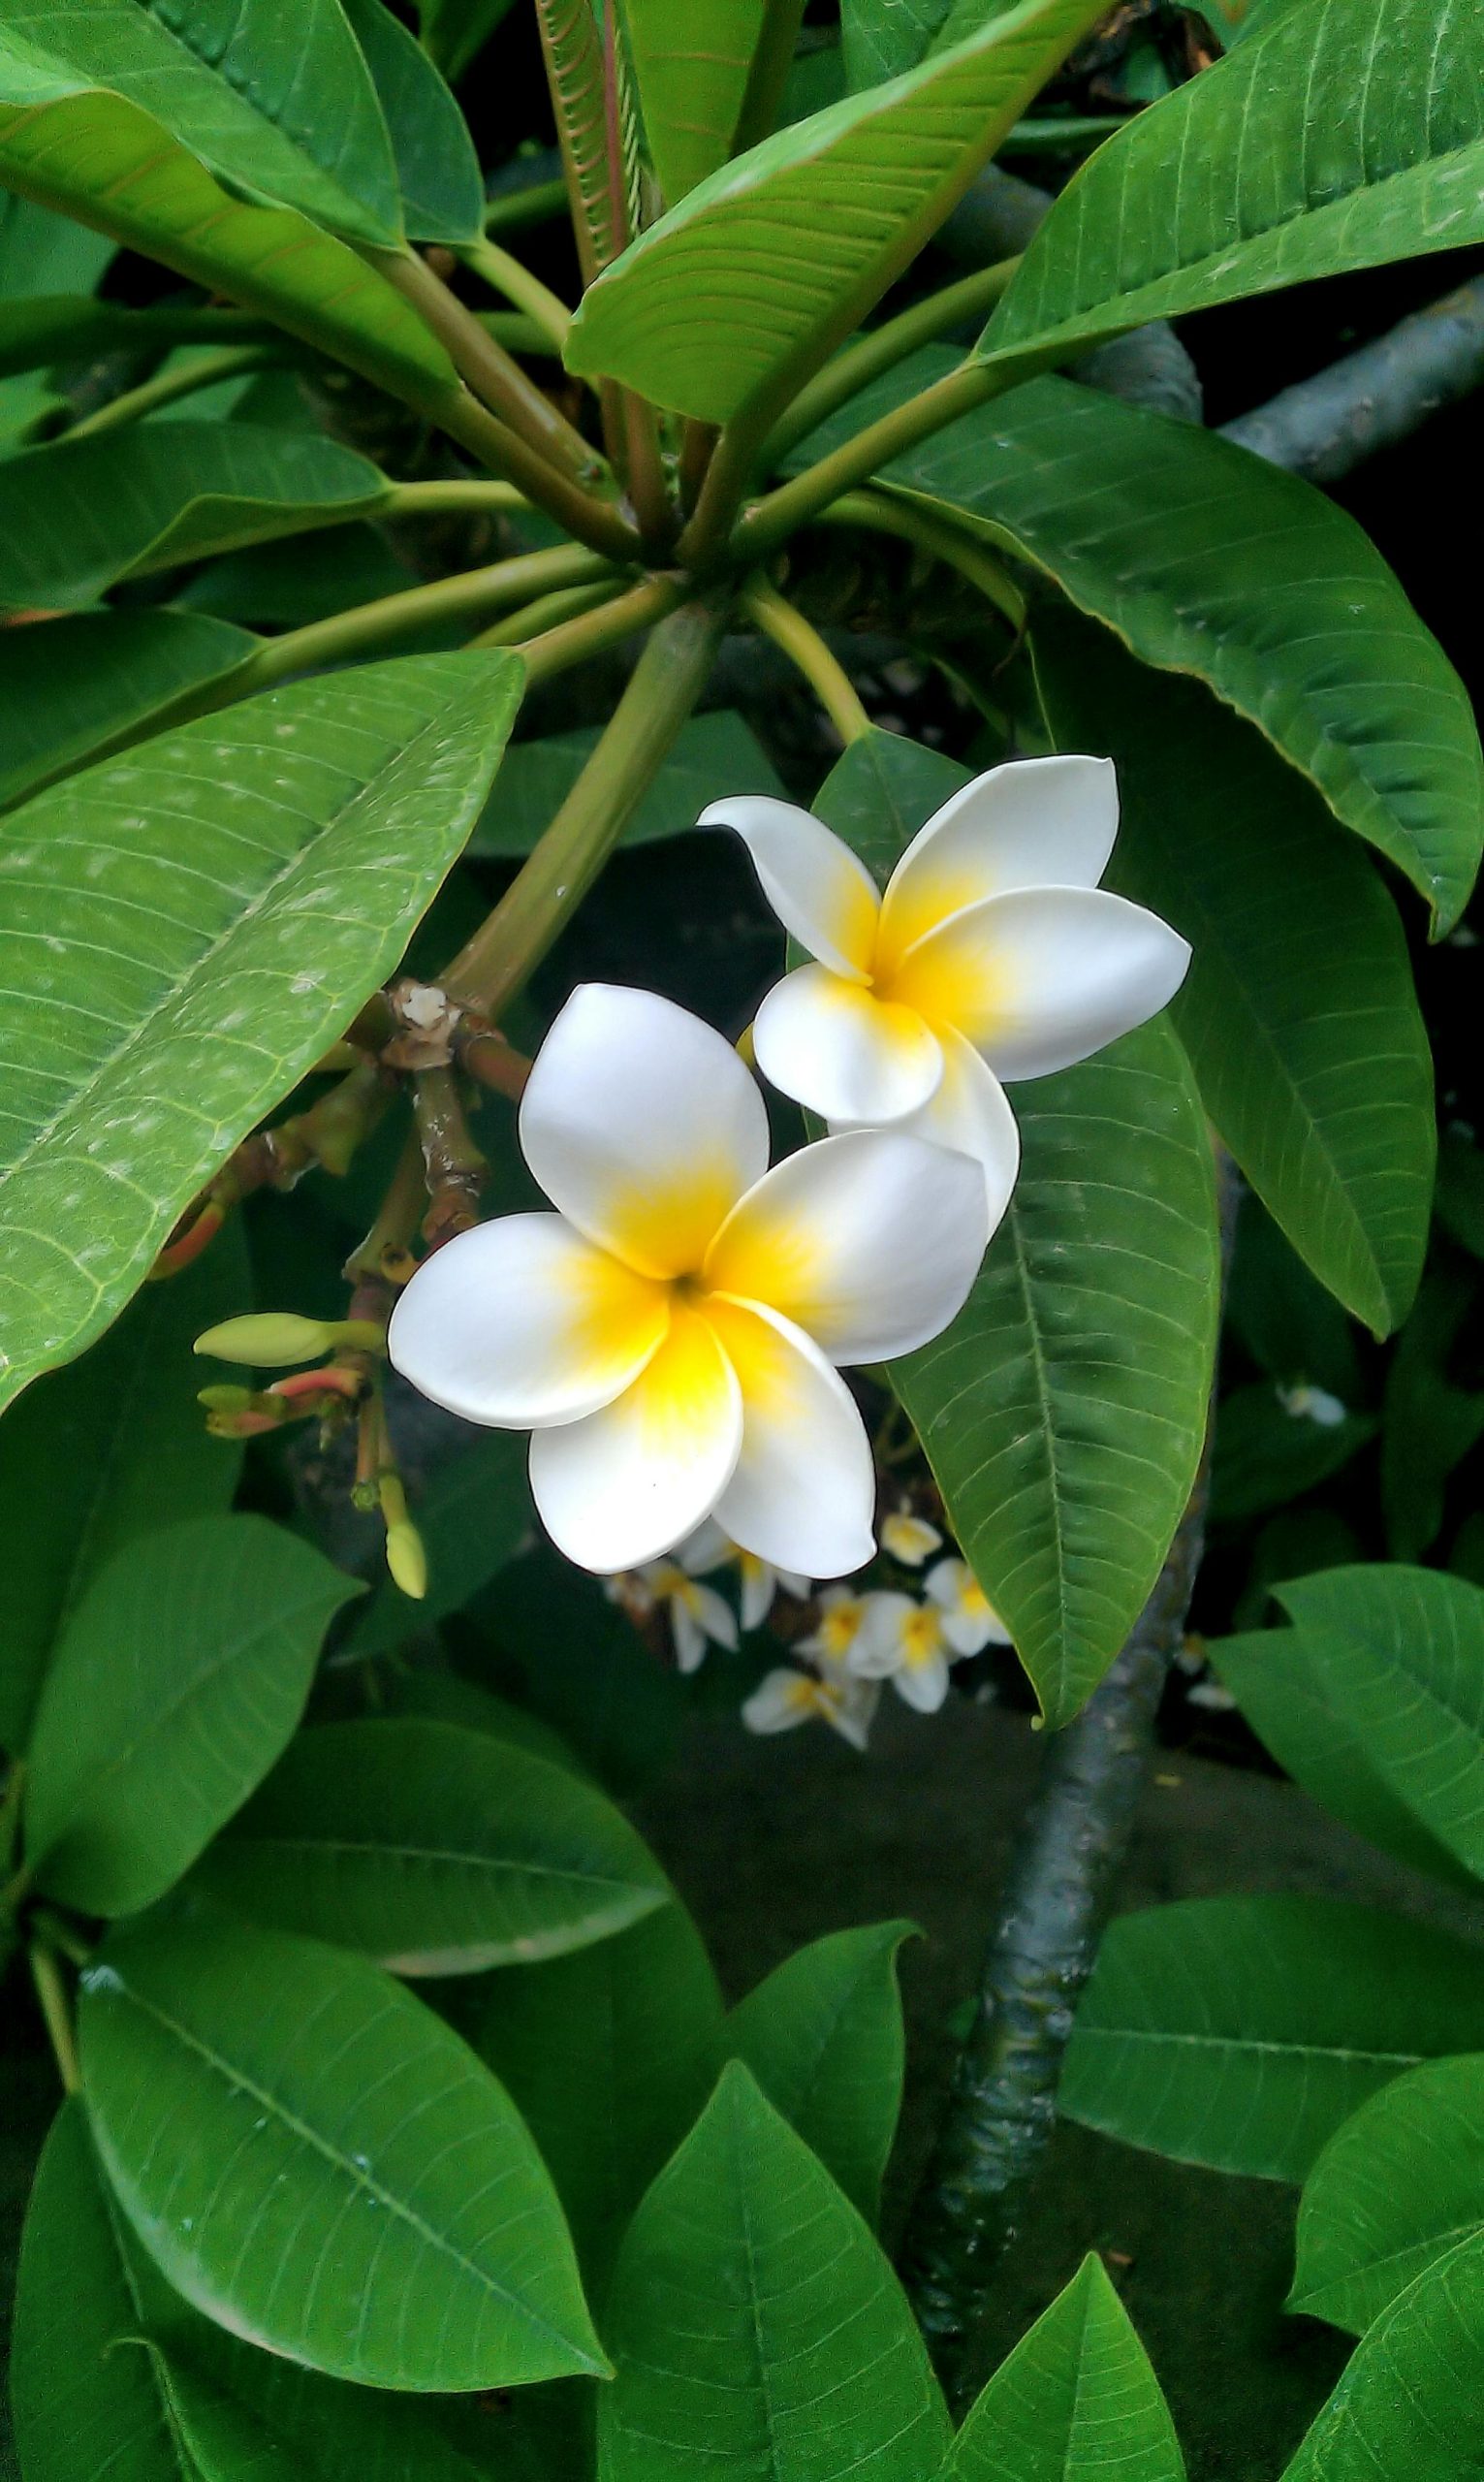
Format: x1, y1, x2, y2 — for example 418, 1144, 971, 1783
564, 0, 1106, 424
1060, 1896, 1484, 2182
0, 52, 455, 406
341, 0, 484, 243
1381, 1269, 1484, 1559
0, 649, 524, 1413
725, 1922, 916, 2222
0, 184, 113, 291
0, 612, 259, 811
1282, 2230, 1484, 2482
470, 708, 787, 858
829, 361, 1483, 931
465, 1898, 725, 2289
481, 1545, 686, 1796
977, 0, 1484, 383
345, 1428, 533, 1660
1034, 605, 1436, 1332
382, 1671, 587, 1774
809, 721, 968, 885
194, 1717, 670, 1973
1269, 1565, 1484, 1883
0, 1222, 249, 1756
0, 422, 388, 612
79, 1905, 606, 2391
415, 0, 518, 82
599, 2060, 951, 2482
948, 2252, 1184, 2482
1291, 2055, 1484, 2335
22, 1513, 358, 1914
1226, 1194, 1363, 1406
840, 0, 957, 88
1210, 1386, 1375, 1526
0, 0, 401, 248
617, 0, 766, 204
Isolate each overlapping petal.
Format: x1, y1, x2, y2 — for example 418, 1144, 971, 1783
753, 964, 944, 1125
704, 1298, 876, 1579
875, 756, 1119, 972
520, 983, 770, 1278
528, 1305, 742, 1573
706, 1130, 988, 1363
888, 885, 1191, 1081
699, 794, 879, 979
834, 1026, 1020, 1214
386, 1213, 668, 1429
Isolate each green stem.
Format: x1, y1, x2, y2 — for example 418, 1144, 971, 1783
470, 576, 621, 649
484, 175, 570, 236
817, 490, 1026, 630
30, 1944, 80, 2095
443, 594, 727, 1013
459, 233, 573, 355
376, 247, 595, 483
380, 477, 529, 520
733, 359, 1002, 568
999, 112, 1129, 153
766, 259, 1022, 464
517, 573, 687, 684
65, 344, 283, 438
430, 384, 642, 565
741, 577, 871, 744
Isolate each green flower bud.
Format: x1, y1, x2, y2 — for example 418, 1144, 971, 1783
194, 1313, 384, 1367
385, 1519, 427, 1602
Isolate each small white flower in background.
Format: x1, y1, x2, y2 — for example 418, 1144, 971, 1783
605, 1554, 739, 1673
879, 1511, 943, 1568
679, 1516, 808, 1633
848, 1591, 959, 1713
742, 1664, 879, 1751
703, 757, 1189, 1199
389, 984, 990, 1579
925, 1556, 1012, 1657
1277, 1382, 1348, 1428
796, 1582, 871, 1667
1186, 1676, 1237, 1713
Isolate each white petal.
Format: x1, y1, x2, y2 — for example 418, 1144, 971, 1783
894, 1649, 951, 1713
528, 1307, 742, 1573
879, 1512, 943, 1567
742, 1669, 819, 1734
704, 1298, 876, 1579
700, 795, 879, 979
888, 887, 1190, 1082
753, 965, 943, 1125
877, 757, 1119, 971
822, 1675, 879, 1751
706, 1130, 987, 1364
672, 1602, 706, 1673
388, 1213, 668, 1430
521, 983, 770, 1278
739, 1558, 775, 1633
941, 1609, 1002, 1658
850, 1027, 1020, 1217
846, 1591, 918, 1679
677, 1516, 733, 1575
686, 1578, 740, 1652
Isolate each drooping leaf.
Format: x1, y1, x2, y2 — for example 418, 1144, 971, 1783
1281, 2230, 1484, 2482
1210, 1386, 1376, 1525
344, 1428, 534, 1659
1060, 1896, 1484, 2182
466, 1898, 725, 2289
1034, 605, 1436, 1331
948, 2252, 1184, 2482
195, 1717, 669, 1973
79, 1905, 606, 2391
0, 0, 402, 248
0, 422, 388, 612
341, 0, 484, 242
617, 0, 767, 205
471, 708, 786, 857
0, 612, 259, 811
977, 0, 1484, 383
0, 649, 525, 1413
564, 0, 1107, 424
599, 2061, 951, 2482
810, 358, 1483, 930
725, 1922, 916, 2223
0, 1223, 249, 1756
1291, 2055, 1484, 2335
22, 1514, 358, 1915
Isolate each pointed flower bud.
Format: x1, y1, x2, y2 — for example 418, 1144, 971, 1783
194, 1313, 385, 1367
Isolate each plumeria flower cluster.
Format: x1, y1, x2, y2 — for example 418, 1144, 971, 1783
605, 1516, 807, 1671
389, 757, 1188, 1599
742, 1555, 1013, 1749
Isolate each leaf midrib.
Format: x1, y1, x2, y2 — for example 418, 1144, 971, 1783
1075, 2026, 1423, 2067
219, 1827, 659, 1898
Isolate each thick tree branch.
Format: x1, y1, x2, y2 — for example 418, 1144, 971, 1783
1219, 274, 1484, 482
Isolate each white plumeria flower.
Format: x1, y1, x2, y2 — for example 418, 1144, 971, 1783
848, 1590, 962, 1714
702, 758, 1189, 1197
614, 1555, 739, 1673
880, 1511, 943, 1568
925, 1556, 1013, 1657
679, 1516, 808, 1633
389, 984, 990, 1579
742, 1664, 878, 1751
796, 1582, 871, 1667
1277, 1381, 1348, 1428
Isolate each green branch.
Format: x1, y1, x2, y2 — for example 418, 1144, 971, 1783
64, 344, 283, 437
30, 1944, 80, 2095
766, 260, 1022, 465
459, 233, 573, 355
816, 490, 1026, 630
741, 576, 871, 744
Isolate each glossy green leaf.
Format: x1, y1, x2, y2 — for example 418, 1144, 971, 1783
466, 1898, 724, 2288
79, 1906, 605, 2391
0, 649, 524, 1413
1282, 2230, 1484, 2481
0, 183, 113, 291
1270, 1565, 1484, 1882
0, 422, 387, 612
134, 2344, 502, 2482
617, 0, 766, 204
948, 2252, 1184, 2482
1226, 1193, 1363, 1406
342, 0, 483, 242
1210, 1386, 1375, 1525
564, 0, 1106, 424
0, 1223, 248, 1756
481, 1544, 686, 1796
726, 1922, 915, 2222
23, 1514, 358, 1914
600, 2060, 951, 2482
345, 1428, 533, 1659
382, 1671, 586, 1774
1034, 605, 1436, 1331
0, 0, 401, 247
416, 0, 518, 81
1381, 1268, 1484, 1559
840, 0, 956, 88
809, 721, 967, 883
1060, 1896, 1484, 2181
195, 1717, 669, 1973
471, 708, 786, 857
829, 359, 1484, 930
0, 612, 259, 811
978, 0, 1484, 382
1291, 2055, 1484, 2335
1210, 1630, 1475, 1895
